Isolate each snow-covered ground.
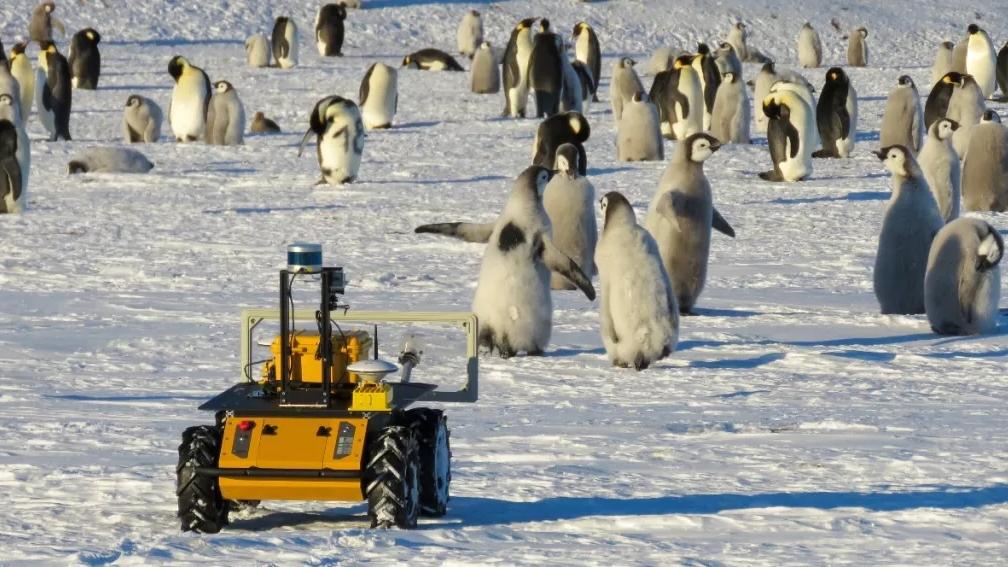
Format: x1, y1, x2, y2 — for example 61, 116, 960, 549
1, 0, 1007, 564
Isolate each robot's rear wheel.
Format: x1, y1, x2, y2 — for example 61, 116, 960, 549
176, 425, 230, 533
407, 408, 451, 517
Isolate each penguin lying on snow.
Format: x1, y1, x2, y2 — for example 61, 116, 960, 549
925, 218, 1003, 336
68, 147, 154, 174
402, 49, 464, 71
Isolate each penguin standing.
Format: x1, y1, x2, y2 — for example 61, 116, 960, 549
771, 78, 819, 149
645, 133, 735, 313
692, 44, 721, 131
596, 191, 679, 370
797, 23, 822, 68
924, 71, 961, 130
925, 218, 1003, 335
456, 10, 483, 59
298, 95, 364, 185
880, 75, 924, 152
760, 89, 815, 182
813, 67, 857, 158
572, 22, 601, 102
29, 2, 60, 43
167, 55, 211, 143
402, 49, 464, 71
470, 42, 500, 94
414, 166, 595, 357
532, 111, 590, 174
560, 52, 585, 114
501, 18, 536, 118
528, 19, 565, 118
250, 112, 281, 134
847, 27, 868, 67
245, 34, 270, 68
9, 43, 35, 119
947, 74, 986, 158
918, 118, 961, 222
36, 41, 71, 141
69, 28, 101, 89
873, 145, 944, 315
965, 24, 997, 99
272, 17, 299, 69
205, 80, 245, 146
715, 43, 742, 77
725, 22, 768, 63
0, 96, 28, 212
315, 4, 347, 57
359, 62, 397, 129
543, 144, 597, 290
0, 120, 23, 215
123, 94, 163, 143
610, 57, 644, 123
617, 92, 663, 161
932, 41, 955, 86
651, 55, 703, 140
710, 70, 750, 145
751, 62, 778, 134
961, 119, 1008, 212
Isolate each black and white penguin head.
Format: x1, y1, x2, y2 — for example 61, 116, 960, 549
825, 67, 848, 87
0, 94, 14, 108
43, 1, 55, 14
762, 93, 784, 119
976, 223, 1004, 271
631, 91, 648, 103
554, 143, 579, 177
897, 75, 915, 89
600, 191, 636, 230
214, 80, 234, 94
734, 22, 746, 32
168, 55, 189, 80
39, 40, 58, 54
684, 133, 721, 163
479, 41, 491, 50
572, 21, 590, 38
933, 118, 959, 140
857, 27, 868, 38
672, 54, 694, 70
539, 19, 551, 33
513, 165, 553, 201
941, 40, 954, 50
11, 42, 28, 57
875, 145, 914, 177
696, 43, 710, 56
564, 111, 591, 142
516, 18, 536, 31
125, 94, 142, 108
81, 28, 101, 45
619, 57, 635, 68
982, 109, 1001, 123
941, 71, 966, 88
723, 71, 737, 84
967, 23, 982, 36
802, 22, 813, 30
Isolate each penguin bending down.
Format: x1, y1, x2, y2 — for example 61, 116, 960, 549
925, 218, 1003, 335
760, 89, 815, 182
245, 34, 270, 68
710, 70, 750, 144
206, 80, 245, 146
873, 146, 944, 315
918, 118, 961, 222
528, 19, 565, 118
167, 55, 211, 143
315, 4, 347, 57
272, 17, 299, 69
250, 112, 281, 134
298, 95, 365, 186
414, 166, 596, 357
69, 28, 101, 89
931, 41, 955, 86
617, 92, 663, 161
813, 67, 857, 158
359, 62, 397, 129
68, 147, 154, 174
880, 75, 924, 152
650, 55, 702, 140
532, 111, 590, 175
457, 10, 483, 59
471, 42, 500, 94
797, 22, 822, 68
645, 133, 735, 314
0, 120, 23, 214
961, 120, 1008, 212
847, 27, 868, 67
501, 18, 536, 117
402, 49, 464, 71
543, 144, 597, 290
9, 44, 35, 122
610, 57, 644, 123
965, 24, 997, 99
596, 191, 679, 370
572, 22, 601, 102
123, 94, 163, 143
37, 41, 72, 141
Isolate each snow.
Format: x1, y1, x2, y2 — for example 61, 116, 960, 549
2, 0, 1008, 564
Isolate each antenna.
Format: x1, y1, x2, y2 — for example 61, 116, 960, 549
373, 324, 378, 360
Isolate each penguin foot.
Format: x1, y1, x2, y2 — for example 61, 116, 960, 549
812, 149, 838, 158
758, 170, 784, 182
633, 355, 650, 371
591, 94, 600, 103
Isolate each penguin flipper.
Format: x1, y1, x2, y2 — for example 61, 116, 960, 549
542, 237, 595, 301
414, 222, 493, 243
712, 208, 735, 237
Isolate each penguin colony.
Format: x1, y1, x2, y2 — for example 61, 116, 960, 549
1, 5, 1006, 373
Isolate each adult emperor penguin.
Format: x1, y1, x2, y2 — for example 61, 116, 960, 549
813, 67, 858, 158
693, 44, 721, 131
245, 34, 270, 68
415, 166, 595, 357
69, 28, 101, 89
298, 95, 365, 185
711, 70, 750, 145
847, 27, 868, 67
68, 147, 154, 174
402, 49, 464, 71
167, 55, 211, 142
617, 92, 663, 161
925, 218, 1003, 335
532, 111, 590, 175
961, 119, 1008, 212
543, 144, 597, 290
8, 44, 34, 122
123, 94, 163, 143
610, 57, 644, 122
36, 41, 71, 141
760, 89, 815, 182
932, 41, 955, 86
965, 24, 997, 99
205, 80, 245, 146
797, 22, 822, 68
873, 145, 944, 314
501, 18, 536, 118
918, 118, 961, 222
359, 62, 397, 129
456, 10, 483, 59
572, 22, 601, 102
880, 75, 924, 152
315, 4, 347, 57
528, 19, 565, 118
0, 120, 23, 215
596, 191, 679, 370
751, 62, 778, 134
645, 132, 735, 313
924, 71, 961, 130
272, 17, 299, 69
0, 95, 29, 211
29, 2, 60, 43
651, 55, 703, 140
470, 42, 500, 94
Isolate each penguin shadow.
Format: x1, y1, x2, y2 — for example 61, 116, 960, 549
856, 130, 881, 143
370, 174, 508, 185
368, 0, 497, 6
767, 190, 887, 205
384, 120, 442, 130
688, 352, 786, 369
203, 203, 346, 215
545, 346, 607, 357
97, 84, 163, 92
690, 307, 760, 318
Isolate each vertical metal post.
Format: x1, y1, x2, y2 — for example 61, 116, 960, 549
279, 270, 290, 401
320, 268, 333, 406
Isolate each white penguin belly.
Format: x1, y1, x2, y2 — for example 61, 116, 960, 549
837, 87, 858, 157
966, 44, 996, 98
319, 122, 361, 185
170, 78, 206, 141
575, 34, 590, 65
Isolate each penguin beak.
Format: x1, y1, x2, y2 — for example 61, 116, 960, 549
874, 149, 887, 161
709, 141, 722, 153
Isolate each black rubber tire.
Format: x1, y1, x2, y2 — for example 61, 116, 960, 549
176, 425, 229, 533
407, 408, 451, 517
364, 425, 420, 529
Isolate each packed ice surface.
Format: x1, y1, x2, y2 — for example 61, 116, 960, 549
1, 0, 1007, 564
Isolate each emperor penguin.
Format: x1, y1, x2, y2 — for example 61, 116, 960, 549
359, 62, 398, 129
965, 24, 997, 99
501, 18, 536, 118
250, 111, 281, 134
925, 218, 1003, 335
710, 70, 750, 145
946, 74, 986, 158
543, 144, 597, 290
315, 4, 347, 57
532, 111, 590, 175
847, 27, 868, 67
880, 75, 924, 152
414, 166, 596, 357
560, 52, 586, 114
528, 19, 565, 118
122, 94, 163, 143
725, 22, 769, 63
572, 22, 601, 102
813, 67, 858, 158
456, 10, 483, 59
205, 80, 245, 146
961, 120, 1008, 212
0, 96, 29, 211
996, 41, 1008, 102
470, 42, 500, 94
36, 41, 71, 141
797, 23, 822, 68
645, 133, 736, 313
8, 44, 35, 121
0, 64, 23, 127
0, 120, 24, 215
924, 71, 961, 130
617, 92, 663, 161
68, 147, 154, 174
272, 17, 299, 69
715, 43, 743, 77
569, 61, 594, 112
245, 34, 270, 68
693, 44, 721, 131
29, 2, 61, 43
402, 49, 464, 71
610, 57, 644, 123
752, 62, 779, 134
69, 28, 101, 89
932, 41, 955, 86
873, 145, 944, 314
770, 76, 819, 146
298, 95, 365, 186
167, 55, 211, 143
596, 191, 679, 370
918, 118, 961, 222
760, 89, 815, 182
651, 55, 703, 140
